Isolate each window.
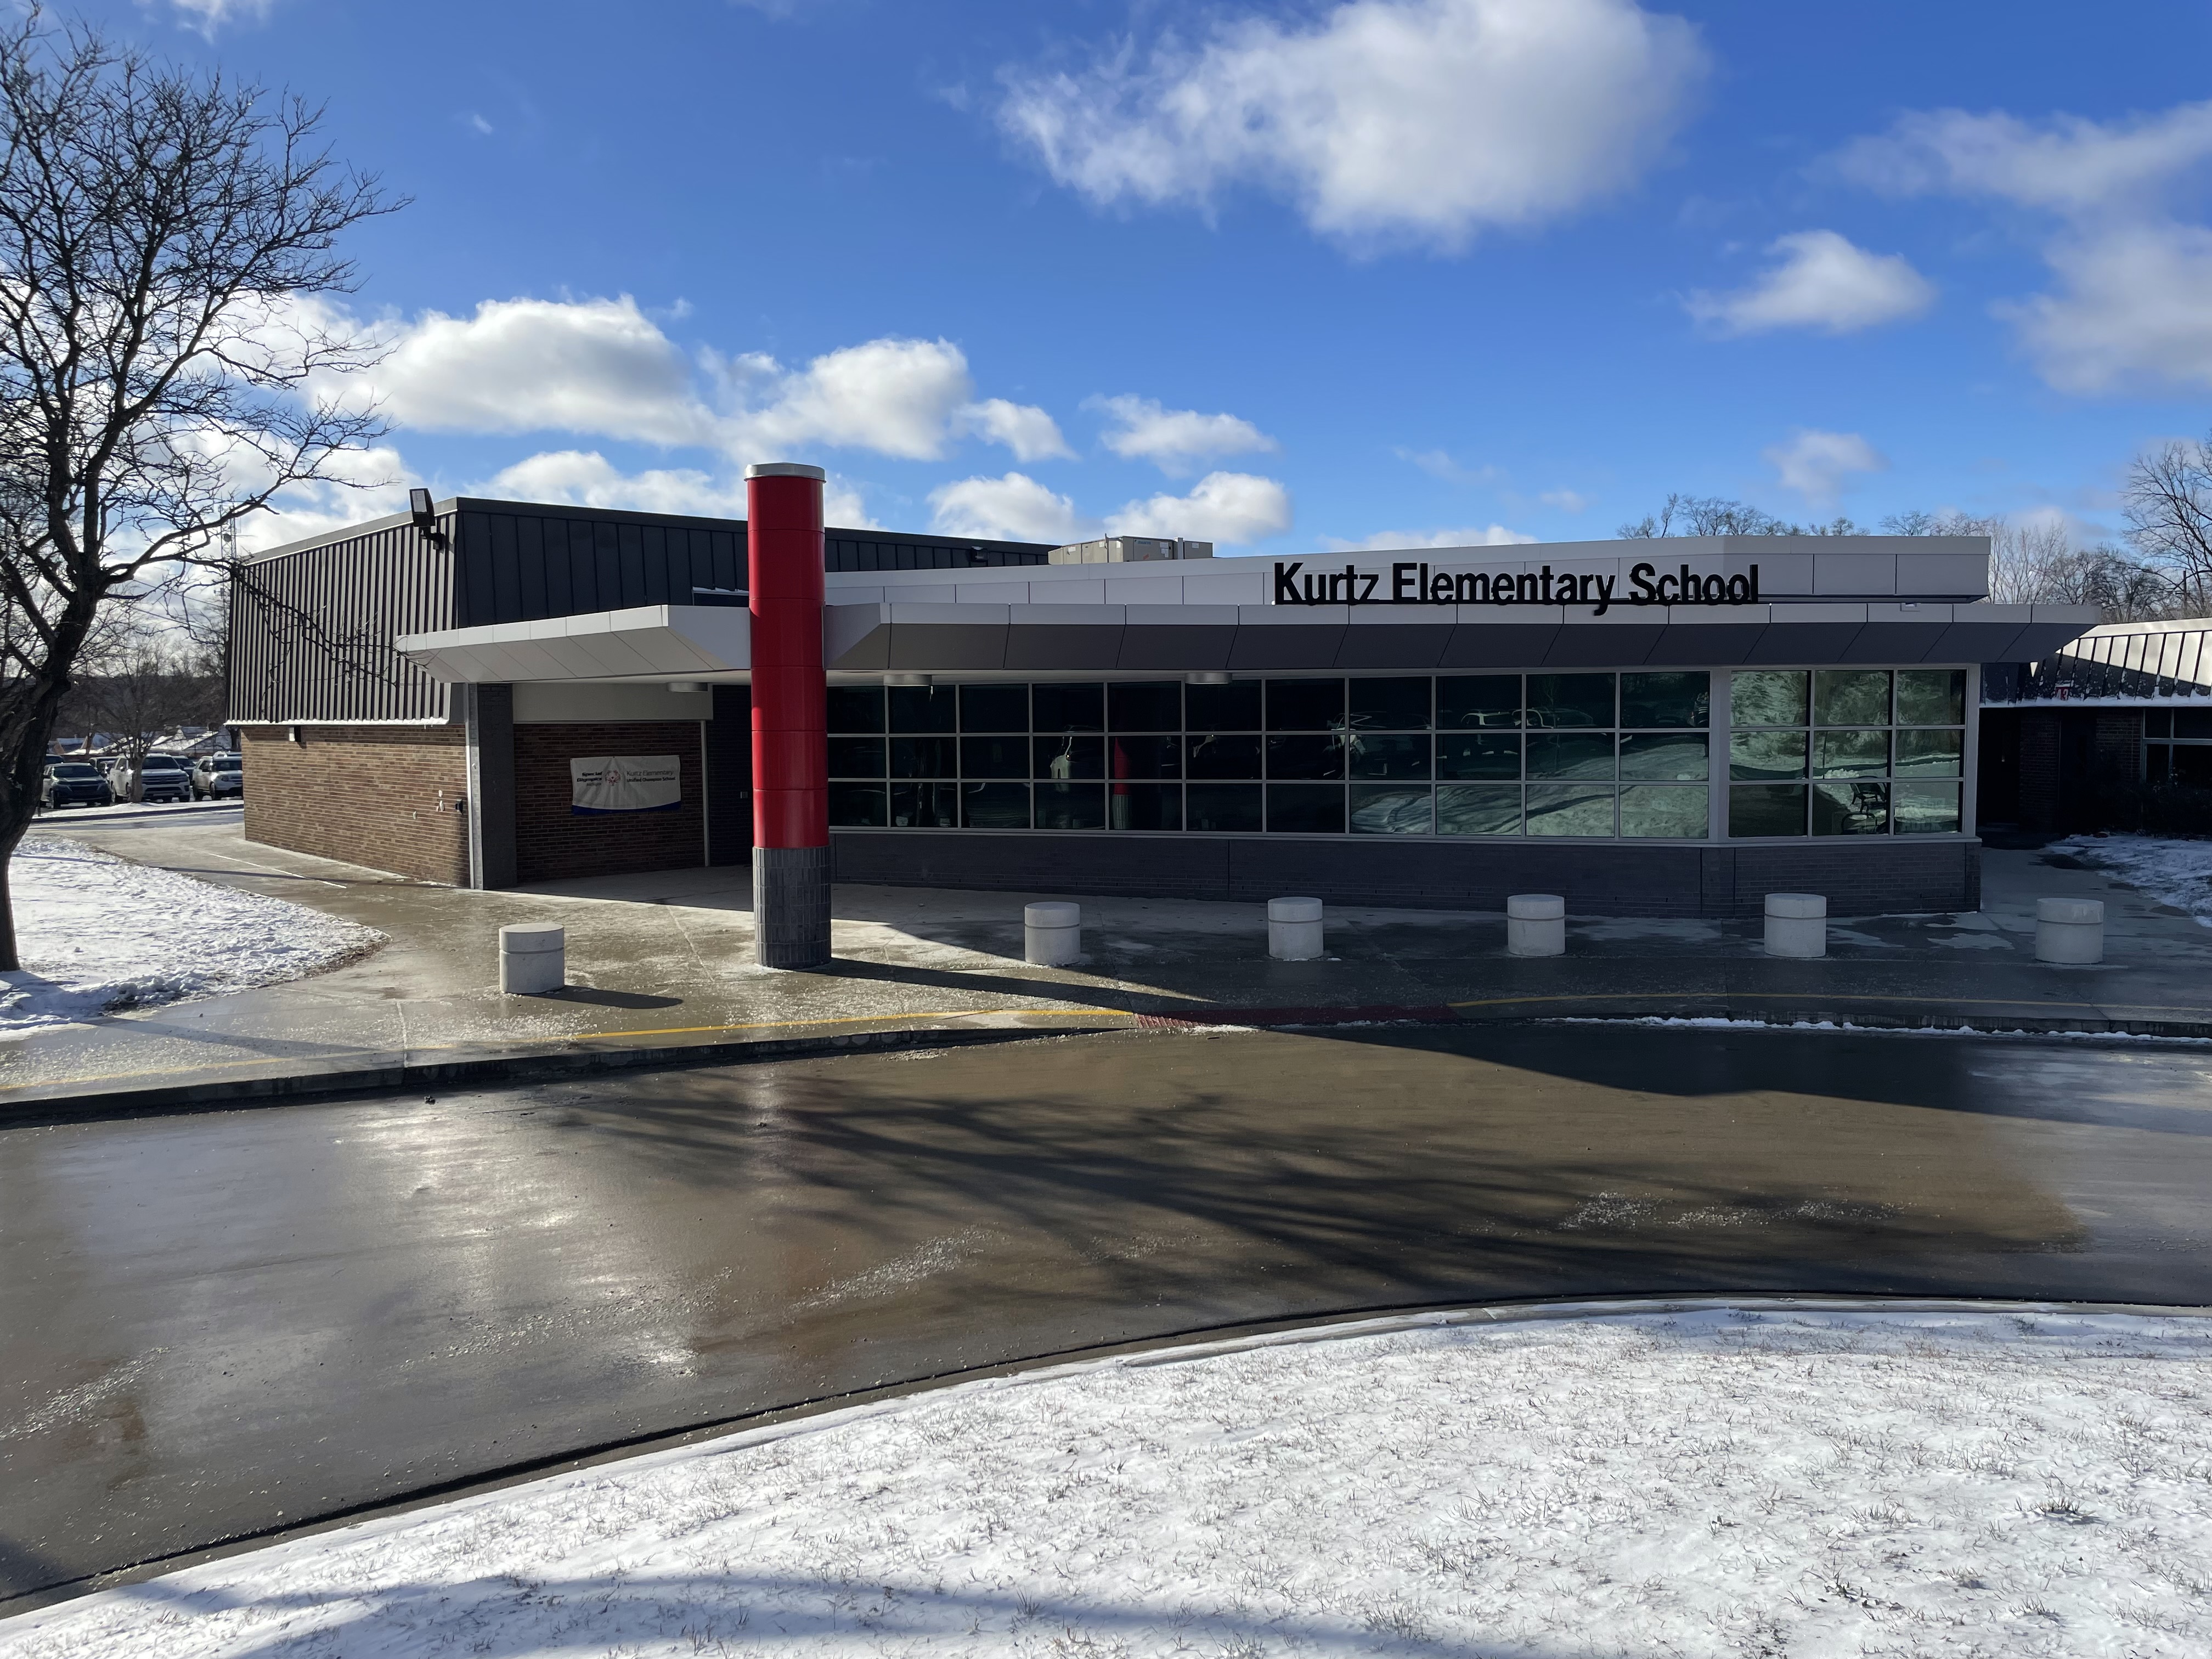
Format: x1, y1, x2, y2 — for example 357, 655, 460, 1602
825, 669, 1970, 839
1728, 668, 1966, 837
2144, 704, 2212, 786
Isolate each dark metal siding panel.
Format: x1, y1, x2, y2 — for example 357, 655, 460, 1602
593, 521, 622, 611
618, 522, 648, 605
638, 524, 670, 604
489, 514, 522, 623
454, 512, 497, 628
228, 515, 457, 724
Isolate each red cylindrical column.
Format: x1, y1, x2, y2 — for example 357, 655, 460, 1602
746, 462, 831, 967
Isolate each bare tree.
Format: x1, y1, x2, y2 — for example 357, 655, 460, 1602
0, 20, 396, 966
2123, 432, 2212, 613
1618, 494, 1805, 538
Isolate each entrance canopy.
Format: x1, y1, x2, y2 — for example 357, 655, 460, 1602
396, 596, 2100, 685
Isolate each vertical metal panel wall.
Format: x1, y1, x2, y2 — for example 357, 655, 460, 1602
826, 534, 1051, 573
454, 505, 748, 625
229, 499, 1059, 724
229, 513, 457, 724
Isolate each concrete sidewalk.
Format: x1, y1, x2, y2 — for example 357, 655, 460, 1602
7, 814, 2211, 1112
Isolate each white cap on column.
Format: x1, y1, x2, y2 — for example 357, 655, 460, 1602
745, 462, 826, 481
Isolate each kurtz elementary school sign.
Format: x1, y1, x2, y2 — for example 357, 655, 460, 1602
1272, 560, 1762, 615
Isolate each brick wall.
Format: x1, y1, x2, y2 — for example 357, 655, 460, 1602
240, 726, 469, 883
2017, 711, 2061, 830
515, 722, 705, 884
830, 832, 1980, 918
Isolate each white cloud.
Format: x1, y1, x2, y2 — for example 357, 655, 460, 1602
321, 301, 1063, 462
1539, 490, 1590, 514
957, 398, 1073, 461
1322, 524, 1535, 551
928, 472, 1086, 544
1685, 230, 1935, 336
1107, 472, 1293, 545
1396, 448, 1505, 486
344, 296, 716, 447
1833, 100, 2212, 392
997, 0, 1707, 249
1093, 395, 1277, 475
239, 446, 417, 553
1997, 221, 2212, 394
1764, 429, 1888, 507
162, 0, 274, 38
483, 450, 878, 528
1835, 101, 2212, 216
722, 336, 975, 461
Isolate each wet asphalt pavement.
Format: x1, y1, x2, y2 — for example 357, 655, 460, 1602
5, 1020, 2212, 1602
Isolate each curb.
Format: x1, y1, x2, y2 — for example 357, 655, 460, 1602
7, 997, 2208, 1130
10, 1290, 2207, 1616
0, 1022, 1119, 1131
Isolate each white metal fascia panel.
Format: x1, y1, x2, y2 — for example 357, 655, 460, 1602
1126, 603, 1239, 627
1102, 575, 1185, 604
664, 608, 752, 669
889, 603, 1011, 626
1182, 572, 1268, 604
1009, 604, 1128, 626
1239, 603, 1348, 625
555, 631, 657, 678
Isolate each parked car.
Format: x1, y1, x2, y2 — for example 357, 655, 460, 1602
41, 761, 114, 810
191, 753, 244, 799
109, 755, 193, 803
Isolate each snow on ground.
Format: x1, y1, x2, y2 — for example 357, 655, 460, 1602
7, 1305, 2212, 1658
0, 836, 380, 1032
2054, 833, 2212, 927
1578, 1015, 2211, 1044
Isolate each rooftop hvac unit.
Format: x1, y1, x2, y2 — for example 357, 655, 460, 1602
1046, 535, 1215, 565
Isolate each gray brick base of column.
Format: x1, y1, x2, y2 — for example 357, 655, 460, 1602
754, 844, 832, 968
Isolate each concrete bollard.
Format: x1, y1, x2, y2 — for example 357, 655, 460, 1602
2036, 896, 2106, 964
499, 923, 565, 994
1764, 893, 1827, 959
1024, 901, 1082, 966
1506, 893, 1566, 957
1268, 896, 1325, 961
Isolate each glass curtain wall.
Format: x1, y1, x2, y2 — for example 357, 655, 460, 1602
1727, 668, 1967, 836
827, 669, 1968, 838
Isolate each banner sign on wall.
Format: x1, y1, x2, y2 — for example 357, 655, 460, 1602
570, 755, 681, 815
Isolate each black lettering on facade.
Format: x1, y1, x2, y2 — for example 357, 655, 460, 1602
1267, 557, 1764, 607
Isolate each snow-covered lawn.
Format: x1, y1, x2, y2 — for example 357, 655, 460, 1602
2054, 833, 2212, 927
7, 1304, 2211, 1657
0, 836, 381, 1032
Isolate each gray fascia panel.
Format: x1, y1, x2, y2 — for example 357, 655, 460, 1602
1118, 627, 1236, 670
1005, 625, 1127, 670
1438, 622, 1563, 668
1334, 623, 1455, 669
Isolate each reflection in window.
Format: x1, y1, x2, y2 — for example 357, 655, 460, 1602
1620, 733, 1707, 782
1436, 784, 1521, 836
1527, 782, 1615, 836
1813, 780, 1890, 836
1814, 669, 1891, 727
1731, 670, 1807, 728
1527, 732, 1615, 779
1351, 784, 1433, 834
819, 669, 1962, 842
1526, 673, 1615, 729
1730, 730, 1806, 781
1812, 730, 1889, 780
1620, 785, 1708, 838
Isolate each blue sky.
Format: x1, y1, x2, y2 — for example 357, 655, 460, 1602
83, 0, 2212, 556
